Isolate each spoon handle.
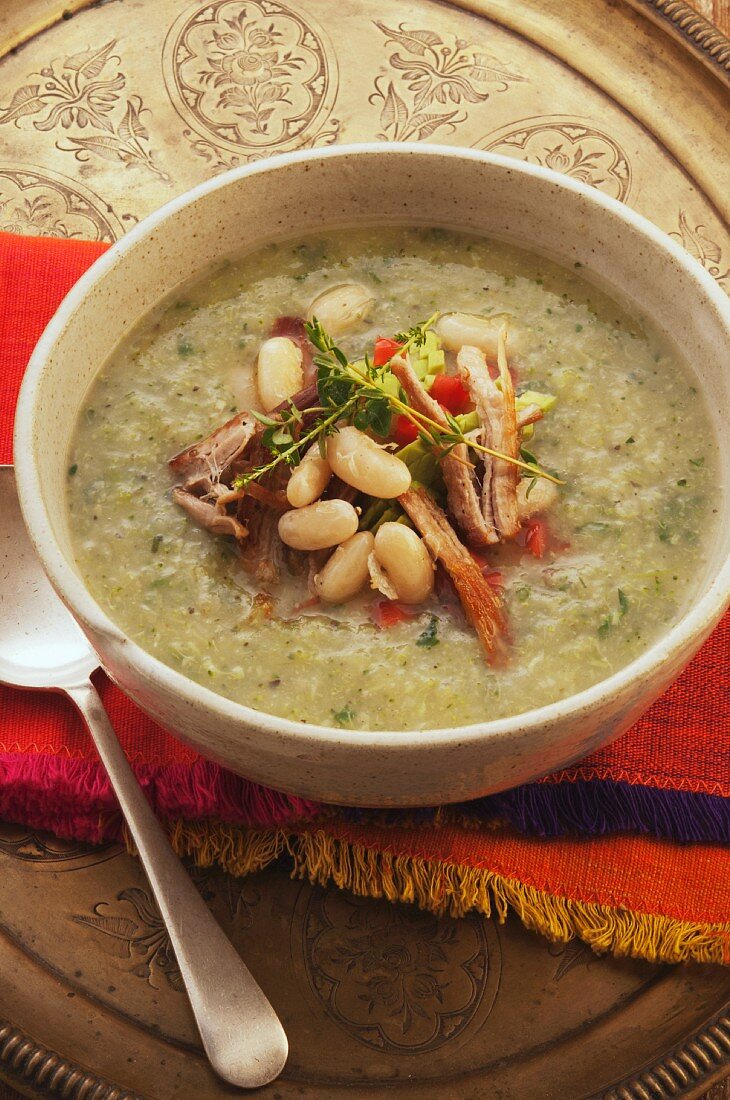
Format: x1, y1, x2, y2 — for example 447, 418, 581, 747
66, 679, 288, 1089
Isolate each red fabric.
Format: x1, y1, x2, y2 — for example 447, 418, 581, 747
0, 230, 728, 803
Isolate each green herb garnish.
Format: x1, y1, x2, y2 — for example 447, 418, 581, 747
333, 704, 355, 726
416, 615, 440, 648
234, 316, 562, 491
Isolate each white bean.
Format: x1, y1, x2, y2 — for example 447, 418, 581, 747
314, 532, 374, 603
278, 499, 358, 551
306, 283, 375, 336
327, 426, 411, 499
286, 445, 332, 508
374, 522, 435, 605
516, 477, 559, 520
435, 312, 522, 357
256, 336, 303, 412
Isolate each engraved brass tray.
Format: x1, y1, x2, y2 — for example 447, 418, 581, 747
0, 0, 728, 1096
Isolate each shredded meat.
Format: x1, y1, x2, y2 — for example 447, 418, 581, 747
270, 381, 319, 416
516, 403, 543, 429
399, 487, 505, 662
389, 354, 498, 547
457, 345, 520, 540
171, 487, 248, 540
239, 504, 284, 586
169, 411, 257, 494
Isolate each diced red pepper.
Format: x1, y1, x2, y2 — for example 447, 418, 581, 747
470, 550, 504, 588
373, 336, 404, 368
392, 414, 419, 446
524, 518, 548, 559
429, 374, 471, 415
483, 568, 504, 589
371, 599, 414, 628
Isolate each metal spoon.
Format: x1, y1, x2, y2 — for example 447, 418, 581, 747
0, 465, 287, 1088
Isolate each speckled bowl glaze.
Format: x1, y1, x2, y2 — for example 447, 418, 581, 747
14, 145, 730, 807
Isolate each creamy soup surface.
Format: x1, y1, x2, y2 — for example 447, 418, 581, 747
67, 228, 718, 730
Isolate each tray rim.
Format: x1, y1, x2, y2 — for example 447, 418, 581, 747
0, 0, 727, 1096
0, 1006, 728, 1099
624, 0, 730, 76
0, 0, 728, 81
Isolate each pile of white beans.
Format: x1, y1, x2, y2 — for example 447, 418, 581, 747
255, 283, 435, 607
278, 427, 434, 605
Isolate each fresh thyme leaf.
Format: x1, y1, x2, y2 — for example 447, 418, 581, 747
525, 476, 537, 498
366, 395, 392, 438
332, 704, 355, 725
317, 358, 353, 407
618, 589, 630, 617
520, 446, 539, 466
395, 324, 425, 347
271, 426, 295, 447
597, 615, 613, 639
250, 410, 280, 427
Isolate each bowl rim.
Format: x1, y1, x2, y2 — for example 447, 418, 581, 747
13, 141, 730, 750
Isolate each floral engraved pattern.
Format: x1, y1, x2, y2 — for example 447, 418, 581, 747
478, 117, 632, 201
164, 1, 338, 158
548, 938, 598, 981
301, 891, 493, 1052
0, 41, 169, 181
370, 22, 525, 143
669, 211, 729, 287
182, 115, 342, 174
0, 822, 104, 862
74, 887, 184, 991
0, 166, 123, 240
73, 873, 258, 990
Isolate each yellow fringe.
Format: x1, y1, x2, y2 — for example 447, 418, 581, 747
127, 822, 729, 967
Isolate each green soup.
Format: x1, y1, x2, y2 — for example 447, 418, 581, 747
67, 227, 718, 730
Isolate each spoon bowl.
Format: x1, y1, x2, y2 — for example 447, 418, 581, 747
0, 464, 288, 1089
0, 467, 95, 689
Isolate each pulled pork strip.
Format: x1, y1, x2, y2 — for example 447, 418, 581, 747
170, 382, 320, 492
169, 411, 257, 494
399, 487, 504, 662
172, 487, 248, 541
457, 345, 520, 540
516, 403, 543, 430
239, 505, 285, 587
389, 354, 498, 547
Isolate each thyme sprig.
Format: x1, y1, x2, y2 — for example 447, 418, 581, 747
234, 314, 562, 489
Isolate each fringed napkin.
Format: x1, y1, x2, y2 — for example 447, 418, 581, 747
1, 231, 728, 965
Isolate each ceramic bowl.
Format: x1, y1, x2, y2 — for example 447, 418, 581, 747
14, 145, 730, 807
